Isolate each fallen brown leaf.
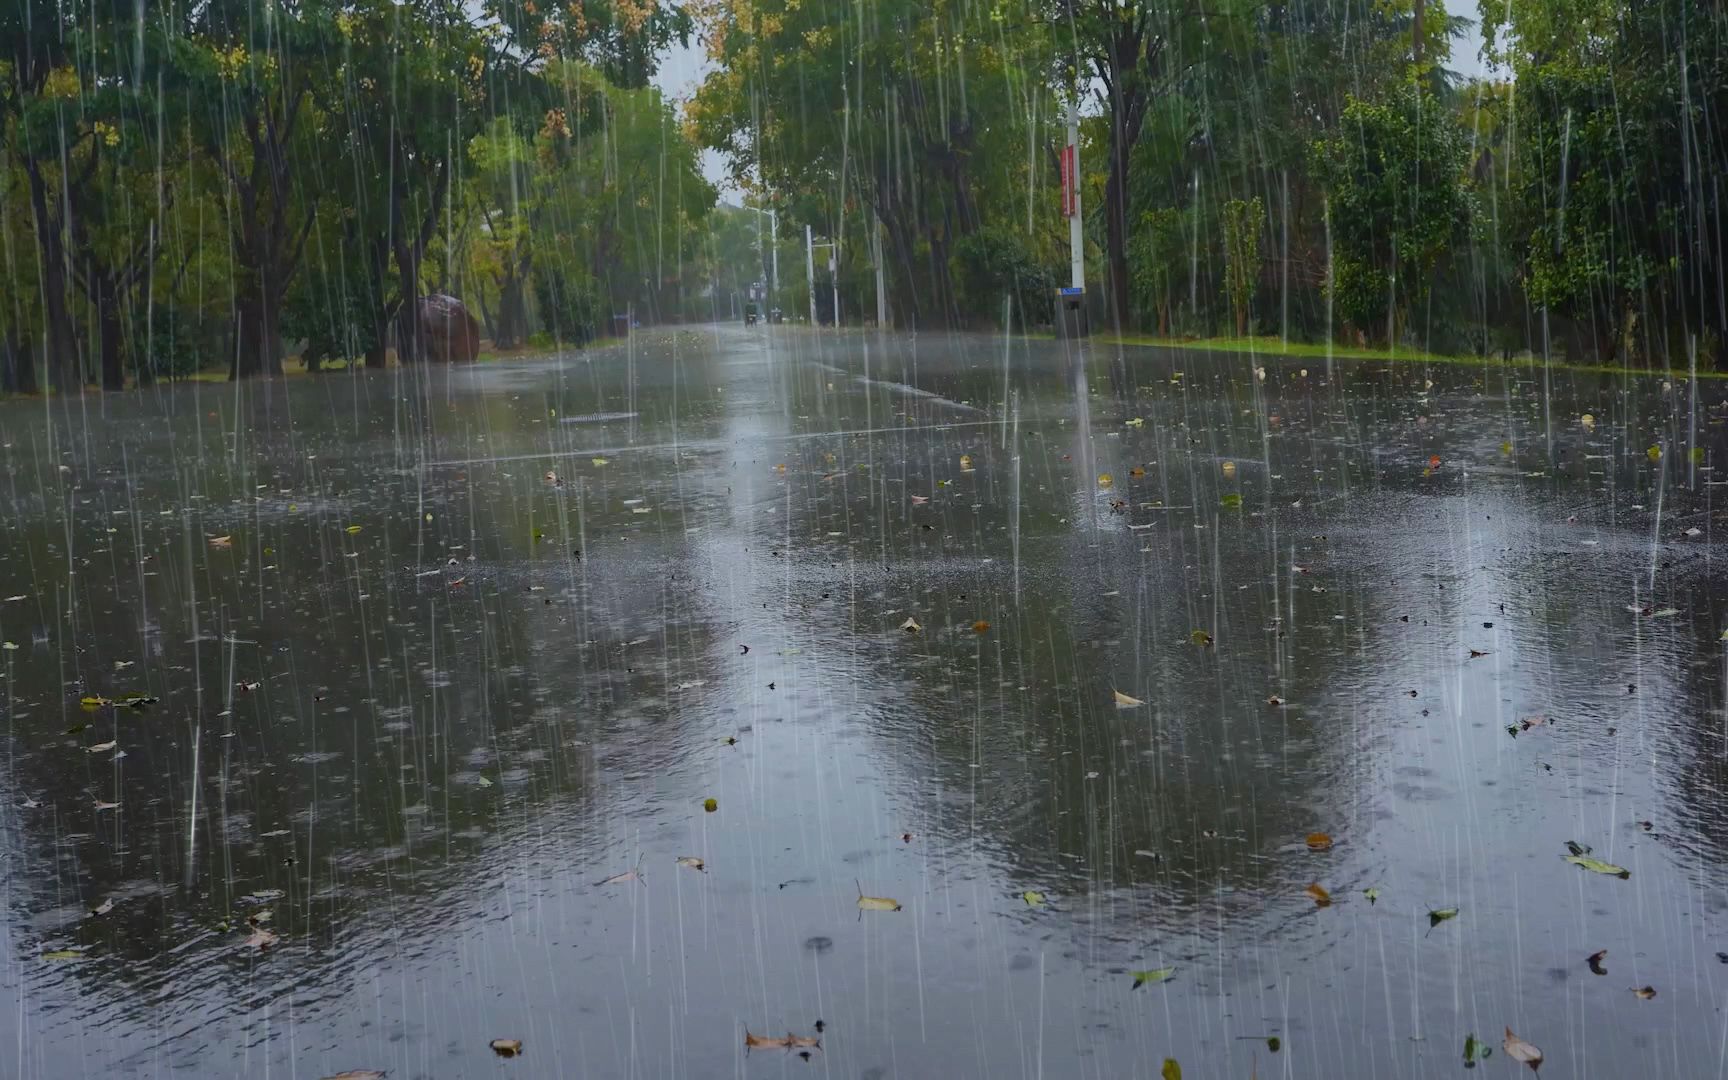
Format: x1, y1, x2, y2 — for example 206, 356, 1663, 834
1503, 1027, 1542, 1072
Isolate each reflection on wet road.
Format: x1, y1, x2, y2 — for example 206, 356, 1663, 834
2, 326, 1728, 1078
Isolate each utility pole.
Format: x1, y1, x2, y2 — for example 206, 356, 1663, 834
1057, 98, 1087, 337
1067, 100, 1083, 293
749, 205, 779, 311
806, 225, 817, 325
873, 212, 887, 328
806, 226, 840, 328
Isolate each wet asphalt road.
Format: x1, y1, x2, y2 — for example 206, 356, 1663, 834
2, 325, 1728, 1078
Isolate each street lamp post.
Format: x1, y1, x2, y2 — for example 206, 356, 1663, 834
806, 227, 840, 328
746, 205, 779, 311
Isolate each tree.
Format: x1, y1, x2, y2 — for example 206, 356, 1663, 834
465, 119, 536, 347
1484, 0, 1728, 364
1129, 207, 1183, 336
4, 1, 92, 388
1221, 197, 1264, 336
167, 2, 343, 379
691, 0, 1062, 329
1051, 0, 1200, 330
1311, 82, 1467, 346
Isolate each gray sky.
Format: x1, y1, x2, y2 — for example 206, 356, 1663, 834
651, 39, 735, 199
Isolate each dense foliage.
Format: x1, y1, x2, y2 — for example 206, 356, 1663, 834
4, 0, 1727, 385
0, 0, 731, 385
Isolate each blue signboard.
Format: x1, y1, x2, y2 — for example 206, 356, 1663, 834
1058, 286, 1084, 296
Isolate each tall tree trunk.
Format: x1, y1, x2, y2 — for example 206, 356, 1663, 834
496, 273, 527, 348
230, 273, 284, 379
1, 330, 36, 395
97, 276, 124, 391
1103, 86, 1148, 332
365, 236, 391, 369
24, 160, 77, 391
395, 255, 422, 365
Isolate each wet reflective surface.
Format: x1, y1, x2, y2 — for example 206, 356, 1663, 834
3, 327, 1728, 1078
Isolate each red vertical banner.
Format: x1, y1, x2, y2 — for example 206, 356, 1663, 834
1060, 145, 1076, 218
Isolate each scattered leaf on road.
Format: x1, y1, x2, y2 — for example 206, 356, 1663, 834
856, 881, 901, 912
1633, 985, 1657, 1000
1189, 629, 1213, 647
1020, 891, 1045, 906
41, 950, 86, 961
1463, 1034, 1491, 1066
1305, 833, 1333, 851
1428, 907, 1460, 928
1161, 1059, 1182, 1080
85, 741, 117, 753
676, 857, 706, 873
1363, 887, 1380, 905
703, 798, 718, 813
244, 927, 279, 951
90, 898, 114, 917
1131, 968, 1175, 988
1587, 950, 1608, 975
1113, 689, 1145, 708
1502, 1028, 1542, 1072
900, 617, 922, 633
490, 1039, 523, 1057
321, 1073, 386, 1080
1565, 854, 1630, 879
1305, 883, 1332, 907
745, 1032, 791, 1050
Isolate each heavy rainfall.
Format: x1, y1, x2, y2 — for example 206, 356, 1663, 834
0, 0, 1725, 1077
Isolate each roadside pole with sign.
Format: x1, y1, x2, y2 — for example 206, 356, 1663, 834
1057, 100, 1088, 338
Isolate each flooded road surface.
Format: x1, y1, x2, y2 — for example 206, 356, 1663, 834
3, 326, 1728, 1079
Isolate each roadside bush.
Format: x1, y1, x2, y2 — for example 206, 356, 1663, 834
951, 228, 1055, 329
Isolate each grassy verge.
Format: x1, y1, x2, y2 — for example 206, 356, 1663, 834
1102, 333, 1728, 381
